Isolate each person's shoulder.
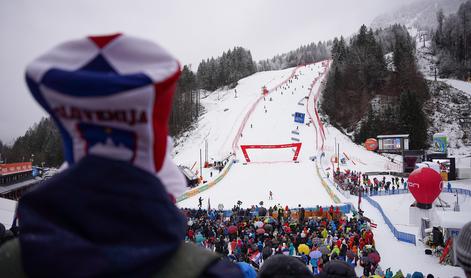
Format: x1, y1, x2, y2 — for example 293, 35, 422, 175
154, 242, 245, 278
0, 239, 28, 278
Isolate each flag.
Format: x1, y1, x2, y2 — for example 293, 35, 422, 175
370, 222, 377, 228
358, 187, 362, 209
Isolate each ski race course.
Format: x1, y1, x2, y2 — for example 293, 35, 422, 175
174, 61, 470, 277
177, 62, 336, 208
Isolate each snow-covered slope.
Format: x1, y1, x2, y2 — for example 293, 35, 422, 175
177, 63, 337, 208
371, 0, 465, 30
413, 26, 471, 161
173, 60, 467, 277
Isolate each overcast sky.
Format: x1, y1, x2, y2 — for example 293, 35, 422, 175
0, 0, 419, 143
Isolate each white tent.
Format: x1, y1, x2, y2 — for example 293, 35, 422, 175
0, 197, 16, 228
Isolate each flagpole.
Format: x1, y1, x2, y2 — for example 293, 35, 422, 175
358, 186, 362, 213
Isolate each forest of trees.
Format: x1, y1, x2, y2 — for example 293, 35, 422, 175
0, 118, 63, 167
1, 39, 340, 166
196, 47, 256, 91
433, 0, 471, 80
257, 41, 330, 71
169, 65, 201, 137
322, 24, 429, 149
0, 66, 203, 167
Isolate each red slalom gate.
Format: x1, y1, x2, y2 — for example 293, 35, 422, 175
240, 143, 302, 163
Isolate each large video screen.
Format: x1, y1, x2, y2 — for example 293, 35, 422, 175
432, 159, 450, 173
382, 138, 401, 150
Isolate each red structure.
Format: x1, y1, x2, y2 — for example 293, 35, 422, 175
0, 162, 32, 184
364, 138, 378, 151
240, 143, 302, 163
0, 162, 36, 200
407, 167, 443, 209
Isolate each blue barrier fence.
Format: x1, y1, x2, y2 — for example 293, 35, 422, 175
218, 204, 353, 218
366, 187, 471, 197
363, 194, 416, 245
367, 188, 410, 196
448, 187, 471, 196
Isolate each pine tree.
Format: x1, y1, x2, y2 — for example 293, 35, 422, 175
399, 91, 428, 149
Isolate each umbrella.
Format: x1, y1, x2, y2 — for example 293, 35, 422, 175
368, 251, 381, 264
264, 224, 273, 232
309, 250, 322, 259
254, 221, 264, 229
319, 246, 330, 255
228, 225, 238, 234
256, 228, 265, 235
264, 217, 276, 225
298, 244, 310, 255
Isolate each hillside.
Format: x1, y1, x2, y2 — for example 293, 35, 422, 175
371, 0, 465, 30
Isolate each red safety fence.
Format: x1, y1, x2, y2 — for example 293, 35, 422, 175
305, 60, 331, 151
231, 65, 308, 156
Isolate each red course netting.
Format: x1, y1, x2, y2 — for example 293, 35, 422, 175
305, 60, 330, 152
231, 65, 309, 156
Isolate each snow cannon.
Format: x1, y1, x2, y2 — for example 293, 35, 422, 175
364, 138, 378, 151
408, 167, 443, 209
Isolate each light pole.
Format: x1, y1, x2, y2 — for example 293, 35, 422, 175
454, 193, 460, 211
199, 149, 203, 183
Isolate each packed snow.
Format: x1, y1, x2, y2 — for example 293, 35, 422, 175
173, 60, 469, 277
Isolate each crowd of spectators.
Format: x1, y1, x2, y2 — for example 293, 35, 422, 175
334, 169, 408, 196
180, 203, 436, 277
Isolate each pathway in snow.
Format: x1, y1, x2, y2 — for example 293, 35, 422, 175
175, 60, 469, 276
178, 62, 336, 208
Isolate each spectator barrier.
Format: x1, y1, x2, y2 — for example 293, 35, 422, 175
315, 163, 341, 204
365, 187, 470, 197
364, 171, 409, 177
303, 61, 344, 205
318, 150, 416, 244
176, 157, 235, 203
178, 64, 318, 203
362, 194, 417, 245
215, 204, 353, 218
447, 187, 471, 196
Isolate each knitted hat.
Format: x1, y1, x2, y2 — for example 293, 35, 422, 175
456, 221, 471, 273
237, 262, 257, 278
411, 272, 424, 278
314, 260, 356, 278
25, 33, 186, 198
259, 255, 313, 278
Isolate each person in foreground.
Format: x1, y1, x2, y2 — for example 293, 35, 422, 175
456, 221, 471, 278
0, 34, 244, 278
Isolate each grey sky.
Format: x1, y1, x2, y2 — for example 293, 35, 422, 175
0, 0, 418, 143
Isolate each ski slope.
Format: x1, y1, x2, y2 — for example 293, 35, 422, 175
174, 61, 468, 277
176, 61, 395, 209
178, 63, 335, 208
